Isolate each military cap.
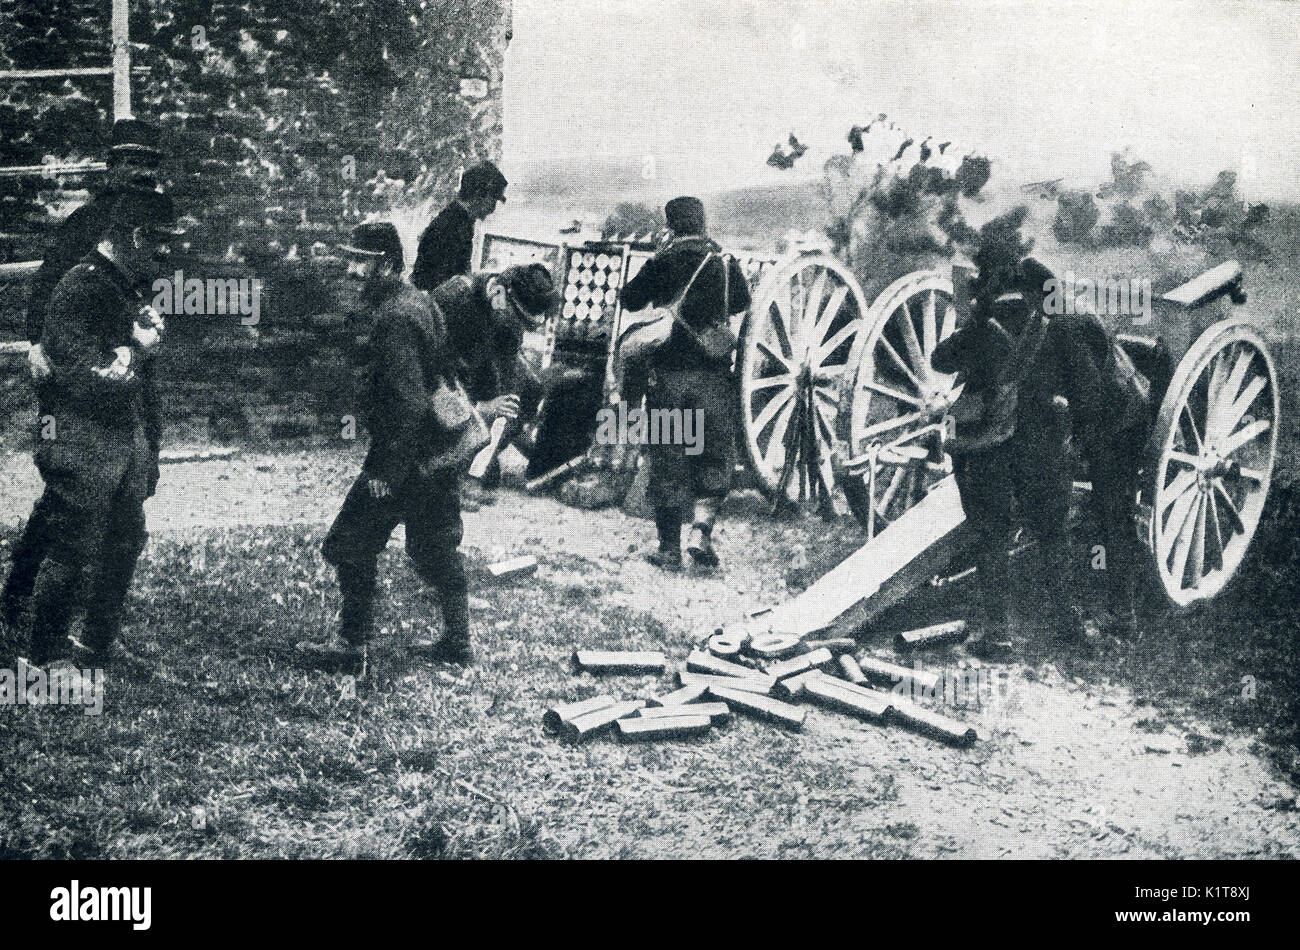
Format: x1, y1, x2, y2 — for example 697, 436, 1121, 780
339, 221, 405, 271
500, 262, 557, 317
459, 161, 508, 203
111, 187, 183, 235
108, 117, 164, 166
665, 196, 706, 235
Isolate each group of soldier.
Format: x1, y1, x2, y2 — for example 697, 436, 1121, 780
0, 119, 751, 677
0, 115, 1151, 680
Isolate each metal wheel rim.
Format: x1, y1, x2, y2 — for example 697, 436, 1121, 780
838, 270, 964, 536
1146, 319, 1278, 606
738, 253, 866, 500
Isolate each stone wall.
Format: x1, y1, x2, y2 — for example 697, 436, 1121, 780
0, 0, 510, 442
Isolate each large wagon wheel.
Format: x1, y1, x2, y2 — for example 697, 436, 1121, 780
1142, 318, 1279, 606
737, 253, 866, 502
836, 270, 964, 536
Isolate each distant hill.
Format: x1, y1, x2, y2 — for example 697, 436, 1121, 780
505, 156, 829, 249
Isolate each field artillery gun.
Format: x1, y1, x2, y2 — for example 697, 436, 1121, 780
744, 256, 1279, 641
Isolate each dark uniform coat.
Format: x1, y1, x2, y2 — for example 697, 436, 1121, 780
23, 197, 115, 345
321, 279, 469, 646
618, 235, 751, 509
23, 251, 159, 659
411, 201, 475, 294
932, 301, 1150, 625
432, 272, 523, 404
2, 196, 117, 628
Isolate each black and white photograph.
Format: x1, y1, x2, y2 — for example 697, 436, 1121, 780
0, 0, 1295, 925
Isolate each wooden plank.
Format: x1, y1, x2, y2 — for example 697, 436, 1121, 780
0, 66, 147, 79
111, 0, 131, 120
756, 476, 966, 637
0, 161, 107, 178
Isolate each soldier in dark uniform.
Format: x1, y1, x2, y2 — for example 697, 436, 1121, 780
432, 262, 558, 472
618, 197, 751, 571
20, 188, 177, 666
299, 228, 554, 672
934, 251, 1148, 658
1, 119, 163, 633
409, 161, 508, 294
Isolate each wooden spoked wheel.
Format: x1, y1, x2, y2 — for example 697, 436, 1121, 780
1143, 318, 1279, 606
737, 253, 866, 502
837, 271, 964, 536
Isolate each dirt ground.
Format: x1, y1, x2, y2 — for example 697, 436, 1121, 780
2, 444, 1295, 858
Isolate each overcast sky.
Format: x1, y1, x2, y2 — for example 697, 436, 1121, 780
503, 0, 1300, 200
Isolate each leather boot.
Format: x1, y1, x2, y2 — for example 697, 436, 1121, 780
686, 499, 720, 570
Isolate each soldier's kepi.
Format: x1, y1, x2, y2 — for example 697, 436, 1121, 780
299, 225, 556, 672
18, 187, 181, 667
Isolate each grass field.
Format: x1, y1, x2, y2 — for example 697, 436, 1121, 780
1, 192, 1298, 859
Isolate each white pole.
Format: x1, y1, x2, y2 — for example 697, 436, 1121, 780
111, 0, 130, 119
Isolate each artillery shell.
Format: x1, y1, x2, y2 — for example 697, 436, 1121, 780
889, 698, 978, 747
677, 671, 776, 694
543, 694, 616, 733
765, 647, 834, 681
562, 700, 646, 742
649, 684, 709, 707
748, 633, 803, 659
838, 654, 868, 685
687, 651, 758, 679
637, 702, 731, 724
892, 620, 968, 652
709, 686, 806, 731
488, 555, 539, 579
573, 650, 668, 674
774, 668, 822, 701
804, 638, 858, 656
707, 633, 748, 657
855, 654, 942, 693
802, 674, 893, 723
616, 715, 711, 742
